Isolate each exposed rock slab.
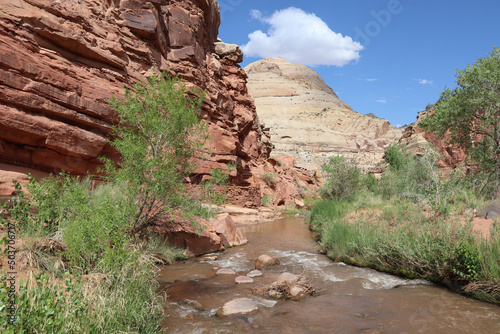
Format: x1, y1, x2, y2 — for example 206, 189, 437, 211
244, 57, 403, 169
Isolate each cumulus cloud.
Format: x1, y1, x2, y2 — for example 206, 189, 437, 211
418, 79, 433, 85
376, 99, 387, 103
241, 8, 363, 67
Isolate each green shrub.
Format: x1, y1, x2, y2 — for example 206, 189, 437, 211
0, 252, 165, 333
106, 73, 208, 236
0, 272, 88, 333
59, 180, 136, 272
320, 156, 362, 201
261, 172, 278, 188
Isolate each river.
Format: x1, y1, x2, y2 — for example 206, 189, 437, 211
159, 216, 500, 333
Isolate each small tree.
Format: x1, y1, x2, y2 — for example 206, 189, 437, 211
321, 156, 362, 201
420, 46, 500, 195
106, 73, 208, 235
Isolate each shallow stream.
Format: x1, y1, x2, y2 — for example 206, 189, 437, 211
159, 216, 500, 333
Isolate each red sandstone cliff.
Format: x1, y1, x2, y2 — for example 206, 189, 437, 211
0, 0, 278, 202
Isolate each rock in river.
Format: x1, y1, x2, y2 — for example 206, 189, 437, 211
216, 298, 258, 317
255, 254, 280, 270
235, 276, 254, 284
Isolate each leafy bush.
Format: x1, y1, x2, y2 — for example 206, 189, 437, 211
0, 252, 165, 333
0, 272, 88, 333
59, 180, 136, 272
321, 156, 363, 201
420, 46, 500, 196
106, 73, 208, 235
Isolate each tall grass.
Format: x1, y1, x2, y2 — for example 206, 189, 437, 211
1, 251, 165, 333
309, 199, 500, 304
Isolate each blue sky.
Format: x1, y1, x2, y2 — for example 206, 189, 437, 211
218, 0, 500, 127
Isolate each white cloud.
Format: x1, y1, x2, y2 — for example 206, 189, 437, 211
418, 79, 433, 85
376, 99, 387, 103
241, 7, 363, 67
365, 78, 378, 82
250, 9, 262, 20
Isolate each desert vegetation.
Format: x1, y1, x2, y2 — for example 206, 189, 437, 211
0, 74, 228, 332
310, 47, 500, 304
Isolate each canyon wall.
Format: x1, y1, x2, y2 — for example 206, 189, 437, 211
244, 57, 403, 170
0, 0, 273, 202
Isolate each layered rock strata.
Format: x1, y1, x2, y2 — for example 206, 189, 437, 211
0, 0, 271, 200
244, 57, 403, 170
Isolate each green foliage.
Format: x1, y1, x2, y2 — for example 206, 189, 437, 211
309, 198, 500, 304
450, 240, 481, 281
385, 144, 408, 172
0, 253, 165, 333
261, 172, 278, 188
261, 193, 273, 207
378, 144, 452, 216
364, 173, 378, 193
59, 180, 136, 272
321, 156, 363, 201
106, 73, 208, 235
197, 163, 235, 207
420, 46, 500, 195
1, 177, 61, 237
0, 272, 88, 333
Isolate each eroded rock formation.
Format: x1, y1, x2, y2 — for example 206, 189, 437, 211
0, 0, 271, 201
244, 57, 403, 170
399, 108, 466, 172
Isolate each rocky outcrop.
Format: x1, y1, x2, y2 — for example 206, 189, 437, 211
244, 57, 403, 170
0, 0, 270, 200
399, 108, 466, 172
154, 213, 248, 256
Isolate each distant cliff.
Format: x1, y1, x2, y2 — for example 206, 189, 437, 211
244, 57, 402, 170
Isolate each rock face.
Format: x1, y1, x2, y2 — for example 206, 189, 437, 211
154, 217, 224, 257
0, 0, 271, 201
399, 108, 466, 173
244, 57, 403, 169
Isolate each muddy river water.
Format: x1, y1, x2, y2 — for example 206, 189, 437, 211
159, 216, 500, 333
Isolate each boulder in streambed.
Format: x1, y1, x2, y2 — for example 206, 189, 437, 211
211, 213, 248, 247
247, 270, 262, 278
235, 276, 254, 284
255, 254, 280, 270
217, 268, 236, 275
179, 299, 204, 312
254, 272, 316, 301
216, 298, 258, 317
